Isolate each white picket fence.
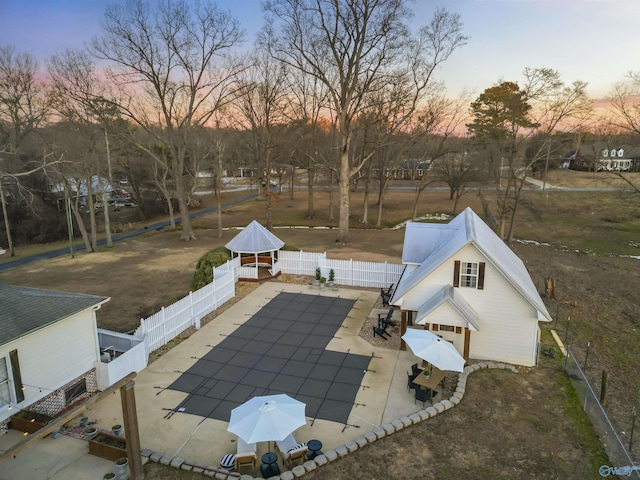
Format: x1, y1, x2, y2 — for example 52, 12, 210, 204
279, 250, 403, 288
135, 258, 237, 356
134, 251, 402, 359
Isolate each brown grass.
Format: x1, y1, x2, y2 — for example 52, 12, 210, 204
2, 170, 638, 478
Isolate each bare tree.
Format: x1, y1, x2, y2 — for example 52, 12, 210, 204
410, 91, 471, 221
48, 49, 121, 249
283, 70, 332, 219
468, 68, 591, 241
609, 77, 640, 194
234, 48, 289, 230
263, 1, 467, 242
0, 46, 52, 256
91, 0, 244, 240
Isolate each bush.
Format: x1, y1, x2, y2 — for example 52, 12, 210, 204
191, 247, 231, 290
281, 244, 300, 251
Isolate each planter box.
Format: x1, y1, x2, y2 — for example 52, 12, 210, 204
88, 432, 127, 461
9, 411, 53, 434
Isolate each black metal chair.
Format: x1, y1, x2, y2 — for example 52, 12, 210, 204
373, 326, 391, 340
411, 363, 421, 376
378, 308, 397, 328
380, 284, 394, 306
407, 372, 419, 392
414, 387, 431, 407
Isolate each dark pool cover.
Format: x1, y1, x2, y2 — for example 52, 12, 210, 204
168, 292, 371, 424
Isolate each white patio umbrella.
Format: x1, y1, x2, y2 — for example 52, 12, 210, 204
402, 329, 466, 373
227, 394, 307, 444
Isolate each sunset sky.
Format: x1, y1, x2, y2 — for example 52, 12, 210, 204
1, 0, 639, 99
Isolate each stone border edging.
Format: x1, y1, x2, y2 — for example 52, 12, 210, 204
141, 360, 518, 479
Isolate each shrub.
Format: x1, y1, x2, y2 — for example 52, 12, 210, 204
281, 244, 300, 251
191, 247, 231, 290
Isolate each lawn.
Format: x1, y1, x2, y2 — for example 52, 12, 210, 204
2, 170, 638, 478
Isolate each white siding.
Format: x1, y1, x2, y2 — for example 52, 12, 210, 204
404, 244, 541, 367
0, 309, 99, 419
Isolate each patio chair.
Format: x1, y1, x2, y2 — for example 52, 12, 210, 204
284, 445, 308, 469
414, 387, 432, 408
407, 372, 419, 392
378, 308, 397, 328
373, 326, 391, 340
380, 284, 394, 306
411, 363, 421, 376
237, 438, 257, 455
235, 453, 257, 473
275, 434, 298, 457
236, 438, 257, 473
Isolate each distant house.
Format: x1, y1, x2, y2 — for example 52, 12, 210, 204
596, 147, 640, 172
0, 282, 109, 431
391, 208, 552, 367
566, 149, 594, 171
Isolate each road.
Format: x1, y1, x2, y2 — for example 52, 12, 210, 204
0, 191, 259, 272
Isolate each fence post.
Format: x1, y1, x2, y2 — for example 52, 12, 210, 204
189, 291, 194, 326
630, 407, 636, 452
161, 307, 167, 347
350, 259, 353, 286
583, 341, 590, 371
385, 261, 388, 288
195, 316, 201, 330
212, 275, 217, 309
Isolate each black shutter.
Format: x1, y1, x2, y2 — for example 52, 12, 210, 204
478, 262, 486, 290
453, 261, 460, 287
9, 349, 24, 403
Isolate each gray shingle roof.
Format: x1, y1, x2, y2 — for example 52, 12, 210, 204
0, 282, 109, 346
225, 221, 285, 253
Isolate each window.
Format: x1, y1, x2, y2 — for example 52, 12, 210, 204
460, 262, 478, 287
453, 260, 485, 289
65, 378, 87, 404
439, 325, 455, 332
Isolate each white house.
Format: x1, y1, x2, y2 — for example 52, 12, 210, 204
391, 208, 552, 367
0, 281, 109, 431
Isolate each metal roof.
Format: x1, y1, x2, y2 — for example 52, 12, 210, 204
391, 208, 552, 322
0, 281, 109, 346
415, 285, 480, 331
225, 220, 285, 254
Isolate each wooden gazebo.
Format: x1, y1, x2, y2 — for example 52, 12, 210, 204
225, 221, 285, 281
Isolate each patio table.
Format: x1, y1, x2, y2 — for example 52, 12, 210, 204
412, 366, 446, 390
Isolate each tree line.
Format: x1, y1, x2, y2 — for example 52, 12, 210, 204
1, 0, 639, 257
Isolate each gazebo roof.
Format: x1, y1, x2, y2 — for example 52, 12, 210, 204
225, 220, 285, 254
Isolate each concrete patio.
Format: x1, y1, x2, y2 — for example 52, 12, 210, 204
0, 282, 455, 479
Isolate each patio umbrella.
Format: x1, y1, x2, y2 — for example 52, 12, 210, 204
402, 329, 466, 373
227, 394, 307, 444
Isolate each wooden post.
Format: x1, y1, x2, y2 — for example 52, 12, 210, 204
400, 311, 407, 351
121, 380, 144, 480
600, 370, 607, 406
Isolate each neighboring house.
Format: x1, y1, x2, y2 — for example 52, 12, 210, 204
566, 149, 594, 171
596, 146, 640, 172
0, 281, 109, 431
391, 208, 552, 367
